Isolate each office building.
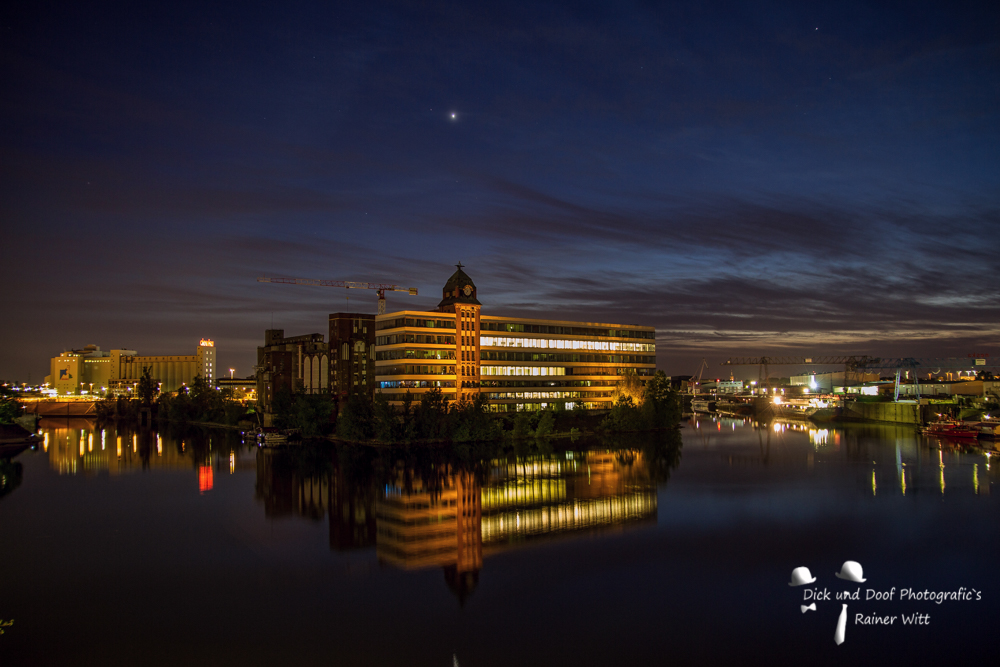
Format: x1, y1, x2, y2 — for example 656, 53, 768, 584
374, 266, 657, 410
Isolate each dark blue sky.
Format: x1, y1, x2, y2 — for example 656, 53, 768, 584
2, 0, 998, 381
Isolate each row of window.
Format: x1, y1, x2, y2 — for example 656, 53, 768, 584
487, 402, 603, 412
573, 366, 657, 376
481, 322, 654, 339
375, 365, 454, 376
481, 366, 566, 376
376, 318, 655, 340
481, 379, 616, 387
481, 351, 655, 364
480, 336, 655, 352
376, 318, 455, 331
376, 350, 455, 361
376, 334, 456, 346
484, 391, 609, 400
377, 380, 456, 389
373, 362, 655, 377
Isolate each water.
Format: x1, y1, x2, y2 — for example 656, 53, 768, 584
1, 416, 997, 666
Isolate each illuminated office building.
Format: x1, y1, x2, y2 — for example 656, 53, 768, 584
47, 340, 217, 395
375, 266, 657, 410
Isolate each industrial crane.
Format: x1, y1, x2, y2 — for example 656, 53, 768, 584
721, 355, 995, 398
257, 276, 418, 314
689, 358, 709, 394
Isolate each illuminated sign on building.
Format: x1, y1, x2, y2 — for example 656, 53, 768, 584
199, 339, 215, 347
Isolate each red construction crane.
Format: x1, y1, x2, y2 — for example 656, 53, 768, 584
257, 276, 418, 314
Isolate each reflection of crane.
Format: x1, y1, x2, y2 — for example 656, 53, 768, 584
257, 276, 418, 314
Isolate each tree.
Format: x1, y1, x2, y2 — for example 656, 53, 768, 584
534, 408, 555, 439
136, 367, 158, 406
601, 394, 644, 432
373, 392, 398, 441
414, 388, 450, 440
612, 369, 645, 406
271, 385, 295, 428
336, 392, 375, 441
0, 386, 22, 425
292, 392, 334, 437
450, 393, 501, 442
640, 371, 682, 429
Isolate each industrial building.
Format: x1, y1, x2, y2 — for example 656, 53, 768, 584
329, 312, 375, 401
255, 330, 328, 414
374, 266, 657, 411
47, 339, 216, 396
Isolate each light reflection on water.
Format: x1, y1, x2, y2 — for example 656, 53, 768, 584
25, 413, 997, 589
3, 414, 998, 664
35, 417, 254, 476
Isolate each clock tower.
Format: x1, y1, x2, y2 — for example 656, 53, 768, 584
437, 264, 481, 403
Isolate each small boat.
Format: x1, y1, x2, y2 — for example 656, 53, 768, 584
715, 396, 755, 416
1, 425, 41, 454
256, 428, 288, 446
972, 417, 999, 439
772, 397, 841, 423
691, 398, 716, 412
921, 420, 979, 439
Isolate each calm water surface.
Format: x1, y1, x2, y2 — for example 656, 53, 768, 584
1, 416, 997, 666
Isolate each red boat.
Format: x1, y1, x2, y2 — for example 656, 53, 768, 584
921, 420, 980, 439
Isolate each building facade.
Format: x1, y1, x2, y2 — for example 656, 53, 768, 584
328, 312, 376, 403
255, 330, 329, 417
215, 376, 258, 402
47, 340, 217, 396
374, 266, 657, 411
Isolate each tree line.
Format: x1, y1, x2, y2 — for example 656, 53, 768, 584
334, 370, 681, 443
96, 369, 250, 426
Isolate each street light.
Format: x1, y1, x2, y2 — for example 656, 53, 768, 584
229, 368, 234, 379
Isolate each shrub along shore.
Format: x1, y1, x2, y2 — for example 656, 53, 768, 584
86, 369, 682, 446
333, 370, 681, 444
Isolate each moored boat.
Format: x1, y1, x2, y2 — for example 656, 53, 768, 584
256, 428, 290, 446
691, 398, 716, 412
921, 420, 979, 439
972, 417, 999, 439
715, 395, 755, 416
771, 396, 841, 423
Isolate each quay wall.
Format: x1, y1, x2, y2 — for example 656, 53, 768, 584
842, 401, 921, 425
31, 401, 98, 416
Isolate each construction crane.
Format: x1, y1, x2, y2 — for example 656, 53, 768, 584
257, 276, 418, 314
689, 358, 709, 394
722, 356, 881, 386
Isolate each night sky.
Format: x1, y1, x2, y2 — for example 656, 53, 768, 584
2, 0, 998, 382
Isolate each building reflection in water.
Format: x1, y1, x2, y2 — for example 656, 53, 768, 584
255, 439, 667, 602
37, 417, 252, 480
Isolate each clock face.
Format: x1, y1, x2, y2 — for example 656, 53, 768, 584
463, 285, 473, 296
